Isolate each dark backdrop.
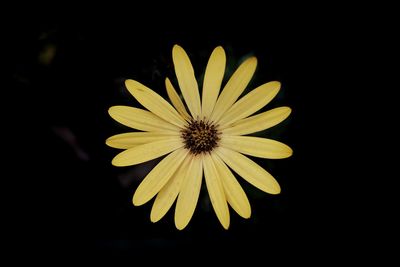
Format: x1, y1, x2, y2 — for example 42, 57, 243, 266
9, 9, 369, 260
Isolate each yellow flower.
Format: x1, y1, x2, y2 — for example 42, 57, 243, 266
106, 45, 292, 230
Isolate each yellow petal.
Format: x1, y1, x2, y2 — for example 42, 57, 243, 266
220, 136, 293, 159
203, 153, 230, 229
221, 107, 291, 135
150, 155, 191, 223
133, 148, 189, 206
108, 106, 181, 132
211, 153, 251, 219
111, 138, 183, 167
175, 155, 203, 230
215, 147, 281, 194
106, 132, 179, 149
202, 46, 226, 118
125, 79, 185, 128
210, 57, 257, 122
218, 81, 281, 126
172, 45, 201, 117
165, 77, 191, 120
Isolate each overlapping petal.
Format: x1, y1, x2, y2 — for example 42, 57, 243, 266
175, 155, 203, 230
150, 155, 192, 223
125, 79, 185, 128
220, 135, 292, 159
133, 148, 189, 206
211, 153, 251, 218
202, 46, 226, 118
165, 77, 191, 120
108, 106, 181, 132
218, 81, 281, 126
210, 57, 257, 122
216, 147, 281, 194
111, 138, 183, 167
106, 132, 179, 149
203, 153, 230, 229
172, 45, 201, 117
221, 107, 291, 135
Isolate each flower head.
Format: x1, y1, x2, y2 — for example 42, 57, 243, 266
107, 45, 292, 230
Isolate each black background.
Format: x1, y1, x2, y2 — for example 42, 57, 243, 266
8, 6, 377, 261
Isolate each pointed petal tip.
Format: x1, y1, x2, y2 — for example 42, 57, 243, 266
270, 185, 281, 195
275, 142, 293, 158
132, 196, 138, 205
175, 218, 189, 230
238, 56, 257, 68
150, 212, 161, 223
279, 106, 292, 117
124, 79, 142, 93
108, 105, 129, 119
172, 44, 184, 54
243, 211, 251, 219
111, 157, 126, 167
287, 146, 294, 157
107, 109, 114, 120
124, 79, 134, 88
280, 106, 292, 118
105, 137, 112, 147
213, 46, 226, 61
222, 222, 230, 230
211, 46, 226, 60
239, 202, 251, 219
214, 45, 225, 53
248, 56, 258, 64
132, 194, 145, 206
107, 106, 117, 116
270, 81, 281, 89
267, 176, 281, 194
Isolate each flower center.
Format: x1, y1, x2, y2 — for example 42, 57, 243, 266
181, 119, 220, 154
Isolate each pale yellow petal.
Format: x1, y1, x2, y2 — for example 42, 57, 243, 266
175, 155, 203, 230
221, 107, 291, 135
215, 147, 281, 194
220, 136, 293, 159
210, 57, 257, 122
218, 81, 281, 126
202, 46, 226, 118
203, 153, 230, 229
172, 45, 201, 117
125, 79, 185, 128
132, 148, 189, 206
211, 153, 251, 219
108, 106, 181, 132
150, 155, 191, 223
106, 132, 179, 149
165, 77, 191, 120
111, 138, 183, 167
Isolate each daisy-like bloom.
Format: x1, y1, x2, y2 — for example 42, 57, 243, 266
107, 45, 292, 230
